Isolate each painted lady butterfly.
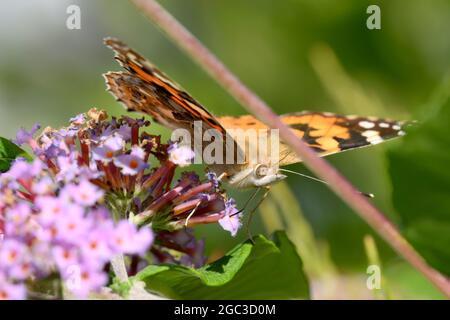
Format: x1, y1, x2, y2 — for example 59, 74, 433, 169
103, 38, 407, 190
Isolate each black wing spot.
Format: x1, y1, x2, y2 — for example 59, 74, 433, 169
311, 146, 326, 153
178, 91, 199, 105
152, 82, 172, 99
333, 130, 368, 150
302, 133, 318, 145
290, 123, 309, 132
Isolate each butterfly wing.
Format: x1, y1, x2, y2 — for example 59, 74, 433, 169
218, 112, 408, 166
103, 38, 408, 176
104, 38, 245, 175
103, 37, 225, 134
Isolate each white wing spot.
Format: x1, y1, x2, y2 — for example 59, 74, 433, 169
392, 124, 401, 130
369, 138, 383, 145
362, 130, 378, 138
379, 122, 390, 128
359, 121, 375, 129
362, 130, 383, 145
398, 130, 406, 136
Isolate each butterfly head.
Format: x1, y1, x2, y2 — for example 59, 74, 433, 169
226, 163, 287, 189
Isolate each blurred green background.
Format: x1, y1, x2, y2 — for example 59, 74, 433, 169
1, 0, 449, 299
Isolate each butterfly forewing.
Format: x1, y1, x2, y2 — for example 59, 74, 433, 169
103, 38, 244, 172
104, 37, 225, 133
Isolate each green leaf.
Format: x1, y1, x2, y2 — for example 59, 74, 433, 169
134, 231, 310, 299
0, 137, 33, 172
387, 97, 450, 276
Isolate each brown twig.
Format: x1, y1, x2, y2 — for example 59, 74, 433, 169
131, 0, 450, 298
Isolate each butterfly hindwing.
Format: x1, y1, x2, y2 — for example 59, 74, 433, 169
218, 112, 407, 166
282, 111, 406, 153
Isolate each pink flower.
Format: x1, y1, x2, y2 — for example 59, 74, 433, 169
3, 203, 34, 237
5, 158, 43, 181
0, 278, 26, 300
56, 156, 80, 182
8, 261, 33, 281
80, 230, 112, 265
114, 146, 148, 176
52, 246, 80, 271
66, 180, 104, 207
14, 123, 40, 146
117, 124, 132, 141
35, 196, 67, 226
92, 135, 124, 163
4, 203, 30, 227
61, 264, 107, 298
168, 143, 195, 167
32, 176, 55, 195
218, 198, 242, 237
69, 114, 86, 126
109, 220, 153, 255
0, 239, 27, 269
54, 205, 91, 242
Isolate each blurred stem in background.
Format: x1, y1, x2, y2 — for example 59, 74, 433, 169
363, 235, 390, 299
260, 182, 340, 298
417, 72, 450, 121
309, 42, 398, 221
309, 43, 388, 116
260, 182, 336, 278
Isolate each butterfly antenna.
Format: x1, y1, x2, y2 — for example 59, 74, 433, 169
245, 187, 271, 243
279, 168, 374, 198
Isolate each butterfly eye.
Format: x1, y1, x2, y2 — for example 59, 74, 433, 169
255, 164, 268, 178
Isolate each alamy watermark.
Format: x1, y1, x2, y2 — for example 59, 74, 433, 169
366, 264, 382, 290
65, 264, 81, 291
171, 121, 281, 167
66, 5, 81, 30
366, 5, 381, 30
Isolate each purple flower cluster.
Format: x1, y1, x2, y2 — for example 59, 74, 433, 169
0, 109, 242, 299
0, 158, 152, 299
152, 229, 206, 268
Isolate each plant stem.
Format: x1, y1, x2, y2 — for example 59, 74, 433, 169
110, 254, 129, 283
131, 0, 450, 298
110, 255, 166, 300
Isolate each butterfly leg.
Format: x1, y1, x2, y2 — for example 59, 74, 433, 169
231, 187, 261, 217
217, 172, 228, 182
245, 186, 271, 243
184, 199, 203, 227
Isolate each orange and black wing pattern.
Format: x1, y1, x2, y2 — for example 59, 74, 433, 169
103, 38, 409, 169
103, 37, 225, 134
219, 112, 408, 166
